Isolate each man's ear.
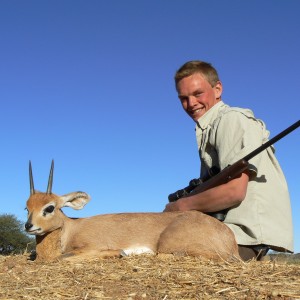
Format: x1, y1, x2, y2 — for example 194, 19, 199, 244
214, 81, 223, 99
59, 192, 91, 210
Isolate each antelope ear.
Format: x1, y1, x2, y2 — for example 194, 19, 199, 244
59, 192, 91, 210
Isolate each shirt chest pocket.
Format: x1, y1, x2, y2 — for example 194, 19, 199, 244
199, 129, 219, 176
201, 144, 219, 169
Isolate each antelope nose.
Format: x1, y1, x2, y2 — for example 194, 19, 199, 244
25, 222, 33, 231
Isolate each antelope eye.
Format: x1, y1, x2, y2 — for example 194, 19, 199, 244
44, 205, 55, 214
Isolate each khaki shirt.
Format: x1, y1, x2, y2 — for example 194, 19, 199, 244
195, 101, 294, 252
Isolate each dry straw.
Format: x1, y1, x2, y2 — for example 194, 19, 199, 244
0, 254, 299, 299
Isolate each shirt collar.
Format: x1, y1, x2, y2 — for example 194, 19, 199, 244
195, 101, 225, 131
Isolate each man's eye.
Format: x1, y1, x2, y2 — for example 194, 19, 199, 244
44, 205, 55, 215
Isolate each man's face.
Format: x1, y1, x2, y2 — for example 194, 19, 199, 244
177, 73, 222, 122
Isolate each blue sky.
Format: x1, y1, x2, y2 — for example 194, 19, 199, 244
1, 1, 299, 253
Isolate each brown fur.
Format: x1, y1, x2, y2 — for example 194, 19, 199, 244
25, 191, 240, 262
35, 229, 61, 261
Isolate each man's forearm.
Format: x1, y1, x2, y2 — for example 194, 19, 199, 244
164, 172, 249, 212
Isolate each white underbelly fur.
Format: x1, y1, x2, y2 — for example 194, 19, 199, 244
121, 246, 155, 256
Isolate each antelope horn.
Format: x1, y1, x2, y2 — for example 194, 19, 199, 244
46, 160, 54, 194
29, 161, 35, 195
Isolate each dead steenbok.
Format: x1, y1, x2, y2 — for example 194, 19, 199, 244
25, 161, 240, 262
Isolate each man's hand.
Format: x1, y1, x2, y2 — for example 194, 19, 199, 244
163, 199, 188, 212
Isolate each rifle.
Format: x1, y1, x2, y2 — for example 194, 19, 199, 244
168, 120, 300, 221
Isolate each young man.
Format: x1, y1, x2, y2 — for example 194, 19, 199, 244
164, 60, 294, 260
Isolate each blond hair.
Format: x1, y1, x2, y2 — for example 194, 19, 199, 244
175, 60, 220, 89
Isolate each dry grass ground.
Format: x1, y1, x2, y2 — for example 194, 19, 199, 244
0, 253, 299, 300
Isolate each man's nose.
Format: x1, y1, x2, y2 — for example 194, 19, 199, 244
187, 96, 197, 108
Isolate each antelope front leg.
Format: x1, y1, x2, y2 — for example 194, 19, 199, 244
58, 249, 123, 261
35, 229, 62, 262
